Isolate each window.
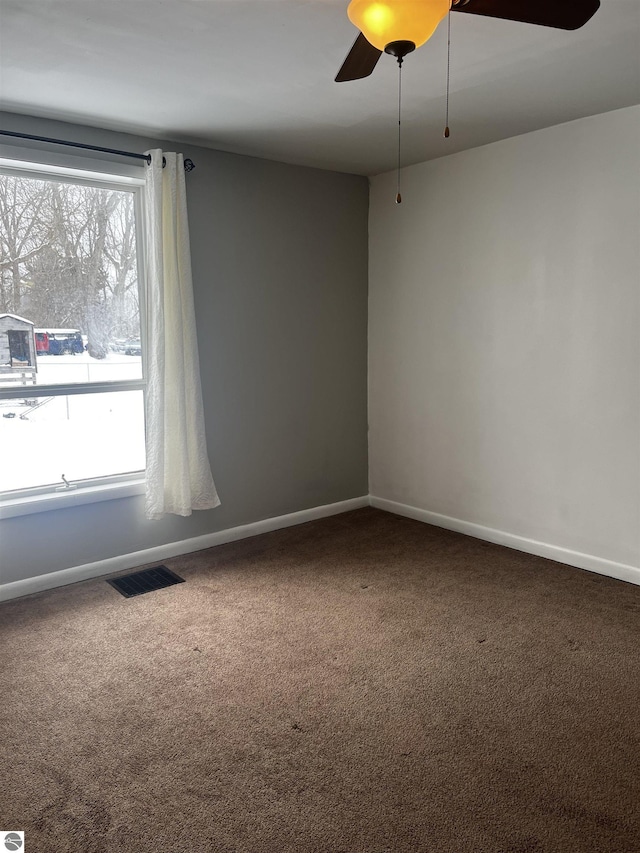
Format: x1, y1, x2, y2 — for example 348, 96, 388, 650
0, 159, 146, 509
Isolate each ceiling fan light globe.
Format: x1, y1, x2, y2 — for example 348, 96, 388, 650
347, 0, 451, 52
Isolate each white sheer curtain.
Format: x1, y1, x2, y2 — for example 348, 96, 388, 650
143, 149, 220, 520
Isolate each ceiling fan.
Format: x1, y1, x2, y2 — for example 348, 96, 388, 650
335, 0, 601, 82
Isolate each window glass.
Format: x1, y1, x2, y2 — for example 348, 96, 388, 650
0, 390, 145, 494
0, 171, 142, 387
0, 162, 146, 498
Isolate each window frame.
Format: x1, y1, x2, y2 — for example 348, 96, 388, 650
0, 157, 148, 515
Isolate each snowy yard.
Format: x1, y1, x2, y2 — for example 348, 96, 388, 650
1, 352, 145, 493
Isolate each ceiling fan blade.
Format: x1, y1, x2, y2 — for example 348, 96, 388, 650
335, 32, 383, 82
451, 0, 600, 30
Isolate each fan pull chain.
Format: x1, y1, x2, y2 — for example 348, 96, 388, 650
444, 9, 451, 138
396, 57, 403, 204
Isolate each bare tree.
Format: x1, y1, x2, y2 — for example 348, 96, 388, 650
0, 176, 53, 315
1, 175, 142, 358
104, 193, 139, 338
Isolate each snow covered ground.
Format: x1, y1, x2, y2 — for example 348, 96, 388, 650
1, 352, 145, 493
34, 350, 142, 385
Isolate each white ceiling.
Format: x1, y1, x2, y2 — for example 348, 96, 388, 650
1, 0, 638, 176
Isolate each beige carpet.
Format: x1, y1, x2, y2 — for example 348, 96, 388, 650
1, 508, 639, 853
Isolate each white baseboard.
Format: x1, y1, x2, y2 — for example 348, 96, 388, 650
4, 494, 638, 602
0, 496, 369, 602
370, 496, 640, 587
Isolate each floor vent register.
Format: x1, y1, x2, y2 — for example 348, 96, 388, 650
107, 565, 185, 598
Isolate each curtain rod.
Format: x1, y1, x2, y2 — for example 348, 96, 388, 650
0, 129, 195, 171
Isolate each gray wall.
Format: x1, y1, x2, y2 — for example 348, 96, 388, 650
0, 112, 369, 584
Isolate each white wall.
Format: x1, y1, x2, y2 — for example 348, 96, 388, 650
369, 106, 640, 573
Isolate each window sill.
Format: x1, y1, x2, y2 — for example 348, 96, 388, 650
0, 478, 146, 519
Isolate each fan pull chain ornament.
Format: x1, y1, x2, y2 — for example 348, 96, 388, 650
444, 8, 451, 138
396, 52, 404, 203
395, 10, 450, 204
